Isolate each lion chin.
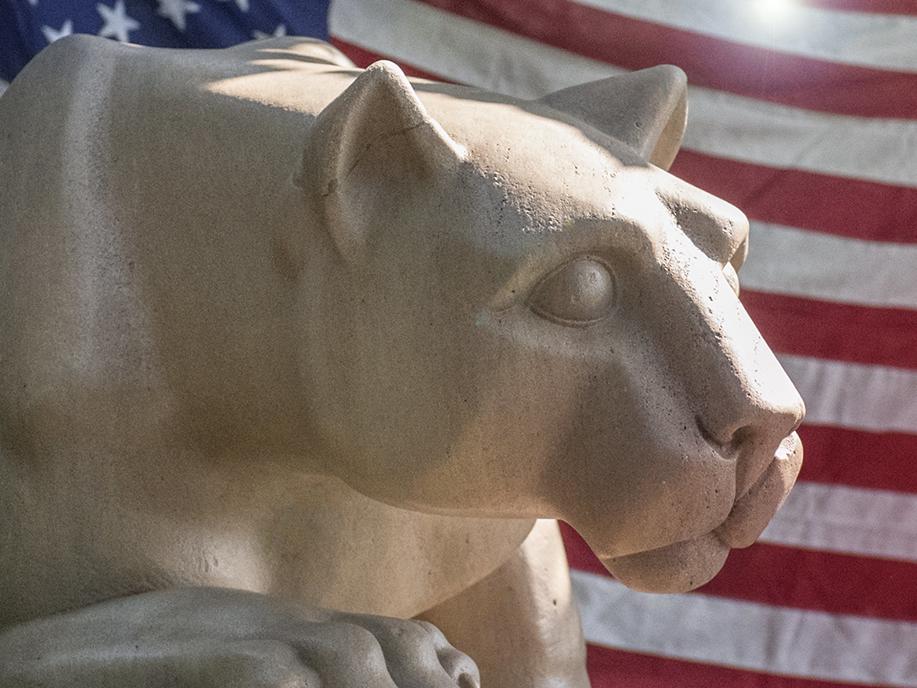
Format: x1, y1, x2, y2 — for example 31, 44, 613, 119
602, 432, 803, 593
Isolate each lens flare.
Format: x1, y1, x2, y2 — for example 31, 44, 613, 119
753, 0, 794, 21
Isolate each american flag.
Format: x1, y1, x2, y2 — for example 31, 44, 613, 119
2, 1, 916, 687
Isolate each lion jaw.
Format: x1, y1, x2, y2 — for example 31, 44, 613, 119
600, 432, 802, 593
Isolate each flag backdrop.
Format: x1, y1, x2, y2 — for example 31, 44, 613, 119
2, 1, 916, 686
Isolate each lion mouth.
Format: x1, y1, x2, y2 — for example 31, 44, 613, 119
600, 431, 803, 593
714, 431, 802, 548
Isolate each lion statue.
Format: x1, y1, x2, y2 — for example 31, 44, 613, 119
0, 36, 804, 688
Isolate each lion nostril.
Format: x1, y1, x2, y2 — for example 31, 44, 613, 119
696, 415, 759, 457
695, 415, 732, 452
730, 424, 755, 447
457, 674, 479, 688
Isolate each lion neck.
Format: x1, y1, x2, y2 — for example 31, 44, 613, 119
0, 414, 533, 631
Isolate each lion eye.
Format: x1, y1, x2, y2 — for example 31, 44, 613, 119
529, 257, 616, 325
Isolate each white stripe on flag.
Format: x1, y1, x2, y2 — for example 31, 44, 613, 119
684, 86, 917, 189
331, 0, 917, 188
573, 0, 917, 72
741, 222, 917, 310
778, 354, 917, 434
762, 481, 917, 563
571, 570, 917, 687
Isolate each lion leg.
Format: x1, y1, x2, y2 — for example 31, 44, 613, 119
416, 519, 591, 688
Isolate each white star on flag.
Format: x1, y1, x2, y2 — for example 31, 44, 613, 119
156, 0, 200, 31
97, 1, 140, 43
219, 0, 250, 12
252, 24, 287, 40
42, 20, 73, 44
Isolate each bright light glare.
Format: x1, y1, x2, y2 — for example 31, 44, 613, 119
753, 0, 794, 21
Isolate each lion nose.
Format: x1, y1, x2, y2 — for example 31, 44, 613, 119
698, 393, 804, 451
697, 343, 805, 499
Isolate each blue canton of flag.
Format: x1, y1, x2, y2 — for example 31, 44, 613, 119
0, 0, 332, 89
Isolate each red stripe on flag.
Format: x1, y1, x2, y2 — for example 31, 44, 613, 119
562, 524, 917, 621
797, 424, 917, 492
331, 38, 446, 80
702, 544, 917, 621
740, 290, 917, 370
585, 644, 875, 688
671, 151, 917, 245
417, 0, 917, 118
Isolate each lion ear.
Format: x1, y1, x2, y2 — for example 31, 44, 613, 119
305, 60, 464, 262
539, 65, 687, 170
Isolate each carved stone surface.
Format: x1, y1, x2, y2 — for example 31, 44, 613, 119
0, 36, 804, 687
